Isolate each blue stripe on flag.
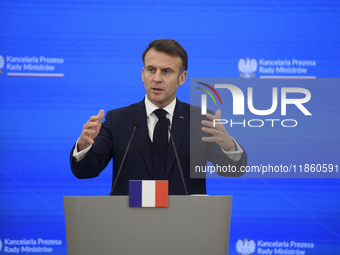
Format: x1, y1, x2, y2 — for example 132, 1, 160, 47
129, 180, 142, 207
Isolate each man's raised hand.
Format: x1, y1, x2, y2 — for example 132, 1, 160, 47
77, 110, 105, 151
201, 109, 235, 151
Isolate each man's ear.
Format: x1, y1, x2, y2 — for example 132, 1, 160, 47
142, 67, 145, 82
178, 71, 187, 86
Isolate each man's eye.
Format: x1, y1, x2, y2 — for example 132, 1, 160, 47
148, 68, 154, 72
164, 70, 170, 74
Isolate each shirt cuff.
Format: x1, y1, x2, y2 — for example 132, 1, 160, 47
72, 139, 92, 162
221, 137, 243, 162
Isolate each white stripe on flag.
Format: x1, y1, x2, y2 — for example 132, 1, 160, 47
142, 181, 155, 207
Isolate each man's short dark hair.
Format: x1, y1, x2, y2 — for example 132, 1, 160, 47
142, 39, 188, 74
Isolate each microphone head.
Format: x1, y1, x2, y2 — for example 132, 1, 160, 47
133, 119, 140, 128
164, 118, 170, 127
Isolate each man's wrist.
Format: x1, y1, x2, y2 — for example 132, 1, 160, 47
223, 140, 236, 152
73, 139, 92, 162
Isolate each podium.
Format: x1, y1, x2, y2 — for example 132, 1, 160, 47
64, 195, 232, 255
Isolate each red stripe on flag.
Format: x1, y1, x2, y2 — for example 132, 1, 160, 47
155, 181, 168, 207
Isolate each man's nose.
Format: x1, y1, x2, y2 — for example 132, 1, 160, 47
153, 70, 162, 82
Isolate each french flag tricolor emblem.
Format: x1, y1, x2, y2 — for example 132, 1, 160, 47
129, 180, 168, 207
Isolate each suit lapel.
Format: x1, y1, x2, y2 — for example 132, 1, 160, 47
165, 100, 188, 179
134, 100, 154, 179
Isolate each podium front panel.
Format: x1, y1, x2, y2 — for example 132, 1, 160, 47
64, 195, 232, 255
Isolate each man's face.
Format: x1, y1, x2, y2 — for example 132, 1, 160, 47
142, 48, 187, 108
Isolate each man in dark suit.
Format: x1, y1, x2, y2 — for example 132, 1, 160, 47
70, 39, 247, 195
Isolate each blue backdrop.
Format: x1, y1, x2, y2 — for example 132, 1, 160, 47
1, 0, 339, 254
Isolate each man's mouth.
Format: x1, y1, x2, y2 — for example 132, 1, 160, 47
152, 88, 163, 92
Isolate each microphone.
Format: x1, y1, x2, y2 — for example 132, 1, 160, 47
109, 119, 140, 196
165, 118, 188, 195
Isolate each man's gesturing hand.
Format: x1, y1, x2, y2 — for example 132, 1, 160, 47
77, 110, 105, 152
201, 109, 235, 151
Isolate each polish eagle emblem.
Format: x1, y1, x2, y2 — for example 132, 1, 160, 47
236, 238, 256, 255
0, 55, 4, 69
238, 58, 257, 78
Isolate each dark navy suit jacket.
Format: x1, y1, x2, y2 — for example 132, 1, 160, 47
70, 99, 247, 195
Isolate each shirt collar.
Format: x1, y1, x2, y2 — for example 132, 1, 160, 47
145, 96, 176, 117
